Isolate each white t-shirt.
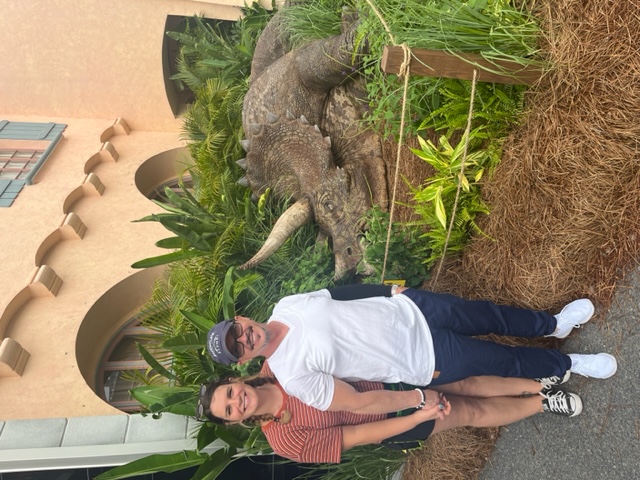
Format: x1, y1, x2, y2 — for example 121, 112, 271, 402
266, 289, 435, 411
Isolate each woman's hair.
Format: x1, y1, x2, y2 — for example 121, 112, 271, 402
199, 374, 277, 425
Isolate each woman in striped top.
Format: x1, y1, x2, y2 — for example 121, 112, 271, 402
196, 363, 581, 464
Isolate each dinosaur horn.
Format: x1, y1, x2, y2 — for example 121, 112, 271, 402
237, 176, 249, 187
240, 198, 312, 270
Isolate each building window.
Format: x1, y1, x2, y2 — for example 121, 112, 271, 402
0, 120, 66, 207
98, 314, 169, 413
0, 149, 44, 179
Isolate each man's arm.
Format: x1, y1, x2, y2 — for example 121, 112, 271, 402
328, 283, 408, 301
327, 377, 439, 415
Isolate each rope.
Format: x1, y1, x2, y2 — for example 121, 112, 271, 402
380, 43, 411, 282
364, 0, 396, 44
363, 0, 412, 282
363, 0, 478, 286
431, 69, 479, 286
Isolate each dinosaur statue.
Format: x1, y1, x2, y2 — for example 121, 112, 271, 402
237, 7, 388, 278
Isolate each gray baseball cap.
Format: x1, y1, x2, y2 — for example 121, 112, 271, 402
206, 320, 238, 365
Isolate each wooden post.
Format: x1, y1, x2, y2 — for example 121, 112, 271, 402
380, 46, 543, 85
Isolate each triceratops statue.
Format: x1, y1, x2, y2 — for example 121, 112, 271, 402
237, 7, 387, 278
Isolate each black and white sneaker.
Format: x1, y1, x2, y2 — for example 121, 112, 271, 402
539, 384, 564, 398
535, 370, 571, 387
541, 389, 583, 417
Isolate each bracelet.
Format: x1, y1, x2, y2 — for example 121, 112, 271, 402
414, 388, 426, 409
391, 284, 399, 296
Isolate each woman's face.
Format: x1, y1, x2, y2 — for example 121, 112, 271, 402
209, 382, 259, 423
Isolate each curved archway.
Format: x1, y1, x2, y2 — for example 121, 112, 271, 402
134, 146, 193, 200
162, 15, 195, 117
75, 267, 166, 411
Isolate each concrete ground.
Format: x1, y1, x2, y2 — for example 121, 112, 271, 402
480, 265, 640, 480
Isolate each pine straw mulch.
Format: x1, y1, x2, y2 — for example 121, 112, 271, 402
380, 0, 640, 478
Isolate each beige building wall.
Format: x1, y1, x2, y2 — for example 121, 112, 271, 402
0, 0, 276, 422
0, 115, 190, 419
0, 0, 271, 132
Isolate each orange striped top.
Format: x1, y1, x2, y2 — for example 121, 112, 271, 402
261, 362, 386, 463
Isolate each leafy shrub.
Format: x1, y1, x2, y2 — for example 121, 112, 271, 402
360, 206, 430, 287
409, 131, 498, 265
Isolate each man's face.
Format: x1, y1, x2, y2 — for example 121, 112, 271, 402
226, 316, 270, 364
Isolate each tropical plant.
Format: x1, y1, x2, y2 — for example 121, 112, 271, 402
359, 205, 430, 287
354, 0, 540, 139
409, 130, 498, 265
279, 0, 349, 47
421, 79, 526, 137
131, 182, 244, 269
167, 4, 274, 91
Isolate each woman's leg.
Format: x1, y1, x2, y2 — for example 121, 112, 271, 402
433, 376, 542, 398
431, 394, 543, 434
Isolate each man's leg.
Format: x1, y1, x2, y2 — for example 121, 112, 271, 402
427, 329, 571, 385
402, 288, 556, 337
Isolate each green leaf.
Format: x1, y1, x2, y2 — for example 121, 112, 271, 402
163, 187, 207, 217
162, 332, 205, 352
130, 385, 194, 414
136, 343, 177, 381
214, 424, 250, 448
244, 425, 265, 449
460, 174, 470, 192
157, 219, 212, 252
131, 249, 204, 268
197, 423, 219, 451
155, 237, 186, 249
180, 310, 214, 332
191, 448, 237, 480
434, 190, 447, 229
222, 267, 236, 320
94, 451, 207, 480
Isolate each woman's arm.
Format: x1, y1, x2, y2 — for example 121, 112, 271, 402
341, 400, 451, 451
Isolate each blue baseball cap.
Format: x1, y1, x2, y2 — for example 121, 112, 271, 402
206, 320, 238, 365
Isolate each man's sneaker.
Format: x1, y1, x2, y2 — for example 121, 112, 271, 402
569, 353, 618, 378
534, 370, 571, 387
548, 299, 595, 339
542, 389, 583, 417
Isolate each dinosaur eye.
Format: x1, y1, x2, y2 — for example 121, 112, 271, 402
325, 202, 334, 212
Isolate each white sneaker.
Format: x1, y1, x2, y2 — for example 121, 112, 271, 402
569, 353, 618, 379
549, 299, 594, 339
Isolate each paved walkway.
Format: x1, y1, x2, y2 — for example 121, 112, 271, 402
480, 265, 640, 480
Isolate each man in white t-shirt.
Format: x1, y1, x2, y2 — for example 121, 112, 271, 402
206, 284, 617, 415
